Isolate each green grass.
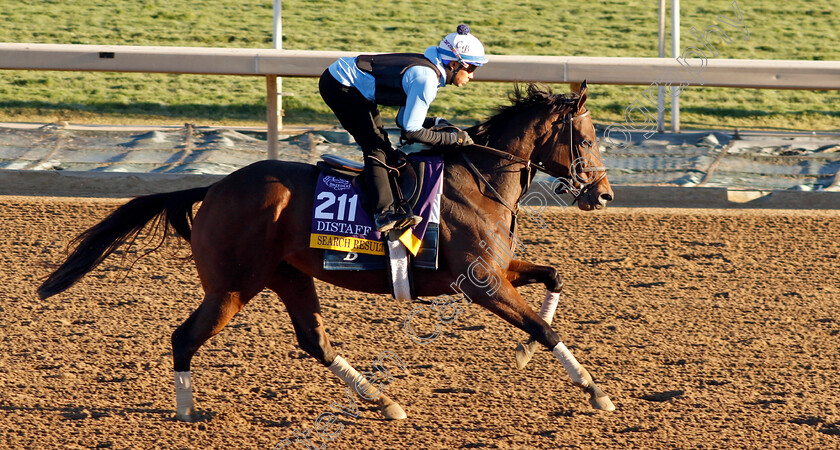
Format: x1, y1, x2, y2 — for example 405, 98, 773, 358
1, 0, 840, 130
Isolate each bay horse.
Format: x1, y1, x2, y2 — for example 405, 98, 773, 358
38, 82, 615, 422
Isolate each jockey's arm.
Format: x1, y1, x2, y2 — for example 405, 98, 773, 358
398, 67, 471, 147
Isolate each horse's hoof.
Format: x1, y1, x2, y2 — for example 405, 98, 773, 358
514, 341, 537, 370
589, 394, 615, 411
380, 402, 407, 420
175, 410, 196, 422
587, 384, 615, 411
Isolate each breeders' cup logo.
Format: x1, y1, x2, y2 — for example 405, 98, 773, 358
457, 43, 470, 53
324, 176, 351, 191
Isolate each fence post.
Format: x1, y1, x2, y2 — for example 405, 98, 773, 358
273, 0, 283, 131
657, 0, 666, 133
267, 75, 279, 160
265, 0, 282, 160
671, 0, 680, 132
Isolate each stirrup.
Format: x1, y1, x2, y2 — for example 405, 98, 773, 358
395, 214, 422, 229
374, 211, 399, 233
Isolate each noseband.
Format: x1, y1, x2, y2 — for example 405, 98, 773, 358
461, 107, 607, 213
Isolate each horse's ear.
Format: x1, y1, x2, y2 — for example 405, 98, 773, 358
576, 80, 588, 111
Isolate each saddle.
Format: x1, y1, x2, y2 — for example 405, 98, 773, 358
317, 152, 427, 217
314, 152, 442, 301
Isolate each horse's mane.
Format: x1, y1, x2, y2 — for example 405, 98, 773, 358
472, 83, 579, 143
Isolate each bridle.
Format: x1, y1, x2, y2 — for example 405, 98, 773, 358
460, 107, 607, 214
552, 109, 608, 200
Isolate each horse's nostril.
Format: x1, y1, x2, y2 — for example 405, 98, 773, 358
599, 192, 613, 203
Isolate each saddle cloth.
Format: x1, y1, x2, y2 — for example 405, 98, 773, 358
310, 155, 443, 270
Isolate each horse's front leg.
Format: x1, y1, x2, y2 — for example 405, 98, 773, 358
468, 270, 615, 411
506, 259, 564, 292
505, 260, 564, 369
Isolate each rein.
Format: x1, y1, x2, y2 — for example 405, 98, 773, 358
461, 151, 527, 215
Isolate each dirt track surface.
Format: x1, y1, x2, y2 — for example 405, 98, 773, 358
2, 195, 839, 449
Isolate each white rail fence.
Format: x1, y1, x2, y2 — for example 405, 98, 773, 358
2, 43, 840, 157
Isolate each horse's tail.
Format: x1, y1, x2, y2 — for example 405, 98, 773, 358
37, 186, 211, 300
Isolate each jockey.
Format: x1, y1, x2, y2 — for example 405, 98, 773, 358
319, 24, 488, 233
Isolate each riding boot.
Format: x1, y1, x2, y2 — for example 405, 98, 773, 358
387, 153, 422, 229
364, 148, 422, 233
363, 148, 399, 232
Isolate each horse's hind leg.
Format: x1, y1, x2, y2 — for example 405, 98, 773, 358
171, 289, 257, 421
268, 264, 407, 420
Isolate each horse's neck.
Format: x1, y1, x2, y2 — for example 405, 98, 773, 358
456, 116, 545, 212
483, 134, 536, 192
447, 148, 530, 211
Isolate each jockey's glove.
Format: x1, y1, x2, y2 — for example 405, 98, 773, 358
422, 117, 455, 130
454, 130, 474, 146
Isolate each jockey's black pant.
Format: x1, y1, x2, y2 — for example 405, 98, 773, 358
319, 70, 394, 213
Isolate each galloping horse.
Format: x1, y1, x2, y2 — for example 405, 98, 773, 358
38, 83, 615, 422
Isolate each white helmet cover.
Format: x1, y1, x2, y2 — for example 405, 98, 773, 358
438, 24, 488, 66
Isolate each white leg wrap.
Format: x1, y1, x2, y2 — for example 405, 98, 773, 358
538, 290, 560, 324
513, 291, 561, 370
328, 356, 407, 420
387, 239, 411, 301
174, 371, 195, 418
328, 356, 382, 401
552, 342, 590, 387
